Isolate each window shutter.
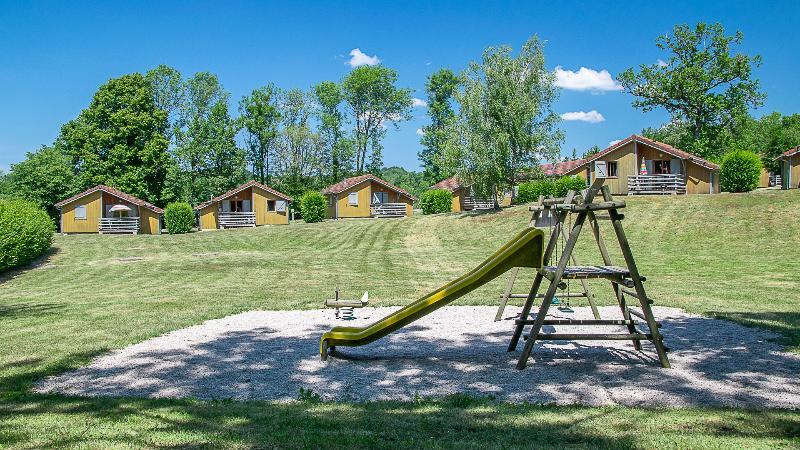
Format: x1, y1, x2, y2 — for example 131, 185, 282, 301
670, 159, 682, 174
74, 205, 87, 219
645, 160, 654, 175
595, 161, 608, 178
348, 192, 358, 206
243, 200, 251, 212
222, 200, 231, 212
276, 200, 286, 212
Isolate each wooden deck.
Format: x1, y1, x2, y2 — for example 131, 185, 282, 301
371, 203, 407, 218
99, 217, 139, 234
627, 174, 686, 195
219, 212, 256, 228
463, 197, 494, 210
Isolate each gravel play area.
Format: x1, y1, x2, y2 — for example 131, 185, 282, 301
36, 306, 800, 408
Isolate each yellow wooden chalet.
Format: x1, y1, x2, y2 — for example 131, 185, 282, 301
55, 185, 163, 234
196, 180, 292, 230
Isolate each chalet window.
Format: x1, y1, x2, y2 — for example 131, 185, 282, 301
653, 160, 671, 174
267, 200, 276, 212
348, 192, 358, 206
607, 161, 618, 177
275, 200, 286, 212
231, 200, 244, 212
372, 191, 389, 204
74, 205, 87, 220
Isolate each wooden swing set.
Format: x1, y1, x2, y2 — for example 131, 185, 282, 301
496, 179, 671, 370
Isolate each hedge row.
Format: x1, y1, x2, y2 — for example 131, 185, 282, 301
0, 199, 54, 272
419, 189, 453, 214
516, 176, 587, 204
164, 202, 195, 234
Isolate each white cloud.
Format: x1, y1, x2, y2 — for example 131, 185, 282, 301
347, 48, 381, 67
609, 139, 622, 146
554, 66, 623, 92
657, 59, 668, 67
416, 128, 424, 136
560, 110, 605, 123
411, 98, 427, 108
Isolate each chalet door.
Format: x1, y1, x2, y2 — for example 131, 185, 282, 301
243, 199, 251, 212
372, 192, 388, 204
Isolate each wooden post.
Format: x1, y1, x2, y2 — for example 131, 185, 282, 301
495, 267, 519, 321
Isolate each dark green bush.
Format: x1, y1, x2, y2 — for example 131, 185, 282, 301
164, 202, 195, 234
300, 191, 326, 223
720, 150, 762, 193
554, 175, 588, 197
419, 189, 453, 214
0, 199, 54, 272
516, 179, 555, 204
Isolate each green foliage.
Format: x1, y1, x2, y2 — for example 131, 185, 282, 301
728, 112, 800, 173
314, 81, 353, 181
554, 175, 588, 196
239, 84, 281, 184
296, 387, 323, 403
58, 73, 171, 205
380, 166, 428, 199
516, 179, 555, 204
442, 35, 562, 198
7, 145, 78, 218
419, 189, 452, 214
419, 69, 459, 183
342, 65, 412, 174
164, 202, 195, 234
0, 199, 54, 272
720, 150, 762, 193
620, 22, 764, 160
299, 191, 326, 223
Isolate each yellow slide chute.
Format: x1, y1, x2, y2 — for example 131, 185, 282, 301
320, 227, 544, 359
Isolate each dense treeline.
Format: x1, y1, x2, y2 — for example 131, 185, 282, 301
1, 22, 798, 217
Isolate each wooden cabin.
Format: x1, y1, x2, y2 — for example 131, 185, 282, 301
55, 185, 163, 234
778, 145, 800, 189
195, 180, 291, 230
540, 159, 588, 178
560, 135, 720, 195
428, 176, 494, 212
322, 174, 415, 218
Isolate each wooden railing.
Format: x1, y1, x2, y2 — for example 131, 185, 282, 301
770, 175, 782, 187
463, 197, 494, 210
99, 217, 140, 234
627, 174, 686, 195
371, 203, 407, 218
219, 211, 256, 228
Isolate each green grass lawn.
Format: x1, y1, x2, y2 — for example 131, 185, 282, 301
1, 189, 799, 448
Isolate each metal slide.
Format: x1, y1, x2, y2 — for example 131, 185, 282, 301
320, 227, 544, 359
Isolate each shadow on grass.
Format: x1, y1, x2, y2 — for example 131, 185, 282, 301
0, 247, 61, 285
0, 303, 63, 319
707, 311, 800, 351
1, 392, 799, 448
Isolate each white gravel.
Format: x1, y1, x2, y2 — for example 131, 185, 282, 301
36, 306, 800, 408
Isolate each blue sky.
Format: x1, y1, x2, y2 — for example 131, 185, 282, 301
1, 0, 799, 172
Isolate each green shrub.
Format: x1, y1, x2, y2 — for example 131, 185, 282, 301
554, 175, 588, 197
516, 179, 555, 204
720, 150, 762, 193
300, 191, 326, 223
164, 202, 195, 234
419, 189, 453, 214
0, 199, 54, 272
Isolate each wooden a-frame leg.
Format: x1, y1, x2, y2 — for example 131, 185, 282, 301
613, 283, 642, 351
608, 208, 670, 368
507, 272, 544, 351
495, 267, 520, 321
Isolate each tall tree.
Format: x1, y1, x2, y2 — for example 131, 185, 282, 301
313, 81, 352, 181
341, 65, 412, 174
170, 72, 230, 203
58, 73, 170, 204
619, 22, 765, 159
145, 64, 184, 139
275, 89, 324, 196
203, 100, 247, 196
419, 68, 459, 183
442, 36, 562, 204
239, 84, 281, 184
8, 145, 78, 218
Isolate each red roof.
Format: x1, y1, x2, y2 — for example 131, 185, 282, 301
540, 159, 587, 176
584, 135, 719, 170
195, 180, 292, 210
54, 185, 164, 214
428, 176, 463, 192
779, 145, 800, 159
321, 174, 417, 200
